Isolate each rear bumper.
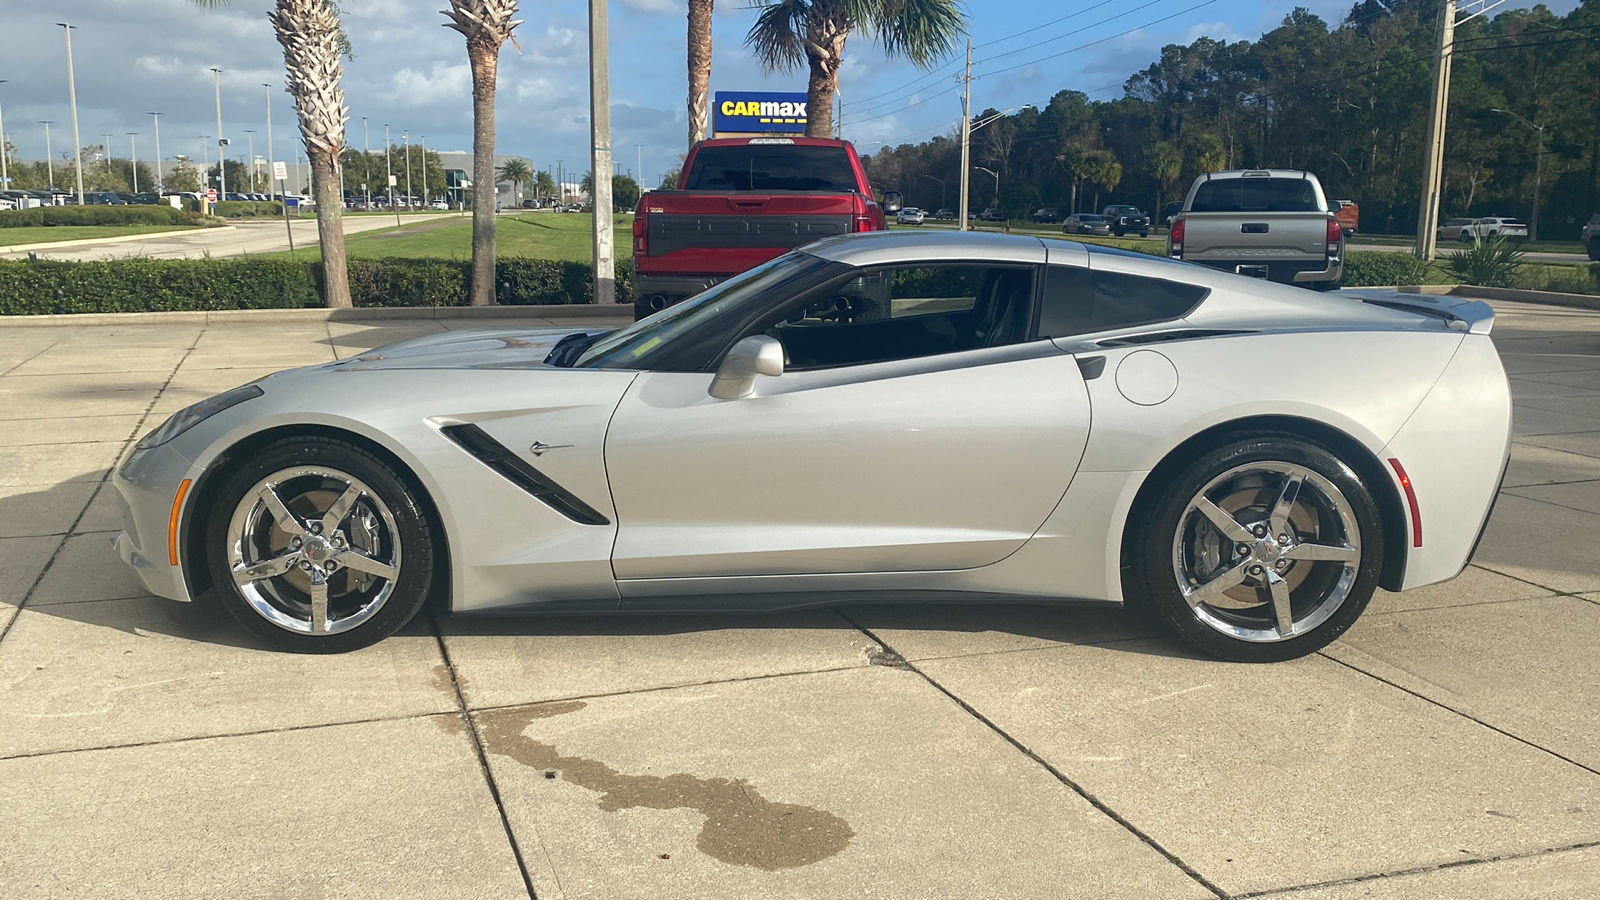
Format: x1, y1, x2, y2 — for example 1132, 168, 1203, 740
1190, 256, 1343, 284
633, 273, 726, 316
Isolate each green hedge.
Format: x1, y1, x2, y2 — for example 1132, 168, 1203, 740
213, 201, 285, 218
0, 205, 189, 228
0, 256, 634, 314
1342, 251, 1435, 287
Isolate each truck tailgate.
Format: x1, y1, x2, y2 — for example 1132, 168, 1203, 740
642, 192, 855, 260
1180, 211, 1334, 262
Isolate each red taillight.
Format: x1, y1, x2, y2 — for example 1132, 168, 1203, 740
1326, 218, 1342, 252
1169, 219, 1185, 258
852, 195, 874, 232
632, 207, 646, 256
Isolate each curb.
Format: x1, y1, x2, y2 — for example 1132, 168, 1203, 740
0, 304, 634, 328
0, 226, 238, 255
1445, 284, 1600, 312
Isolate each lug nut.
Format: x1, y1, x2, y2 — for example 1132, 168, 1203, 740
1249, 565, 1264, 576
1236, 544, 1251, 557
1276, 559, 1289, 571
325, 560, 339, 572
1253, 525, 1268, 538
299, 560, 312, 571
310, 522, 322, 535
1279, 534, 1290, 544
290, 537, 302, 550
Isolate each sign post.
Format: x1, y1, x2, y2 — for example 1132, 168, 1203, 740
273, 160, 294, 252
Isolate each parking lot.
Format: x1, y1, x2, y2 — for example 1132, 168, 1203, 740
1, 298, 1598, 899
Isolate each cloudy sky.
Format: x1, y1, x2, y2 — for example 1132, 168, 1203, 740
2, 0, 1580, 188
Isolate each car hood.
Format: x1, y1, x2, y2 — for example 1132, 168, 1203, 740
325, 326, 613, 371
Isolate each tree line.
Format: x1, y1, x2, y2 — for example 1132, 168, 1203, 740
859, 0, 1600, 239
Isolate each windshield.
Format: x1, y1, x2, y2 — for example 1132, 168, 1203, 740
578, 252, 833, 369
684, 145, 859, 192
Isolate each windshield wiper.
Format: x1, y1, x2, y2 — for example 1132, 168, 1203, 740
544, 330, 609, 367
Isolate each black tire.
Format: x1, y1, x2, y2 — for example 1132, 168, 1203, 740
1310, 279, 1343, 292
1124, 435, 1384, 662
1139, 230, 1149, 238
1589, 240, 1600, 262
1114, 229, 1125, 237
206, 436, 437, 653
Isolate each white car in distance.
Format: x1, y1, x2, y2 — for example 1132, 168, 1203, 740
896, 207, 926, 226
1438, 217, 1528, 242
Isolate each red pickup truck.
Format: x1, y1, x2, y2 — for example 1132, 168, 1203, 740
631, 137, 900, 319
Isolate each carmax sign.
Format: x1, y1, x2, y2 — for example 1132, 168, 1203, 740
713, 91, 808, 135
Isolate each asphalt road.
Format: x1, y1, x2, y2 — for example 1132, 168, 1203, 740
1, 298, 1598, 898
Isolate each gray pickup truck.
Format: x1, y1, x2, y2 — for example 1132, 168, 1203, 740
1166, 169, 1344, 291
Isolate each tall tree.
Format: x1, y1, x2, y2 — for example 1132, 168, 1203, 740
688, 0, 715, 146
496, 158, 533, 206
194, 0, 353, 307
444, 0, 523, 306
745, 0, 965, 138
1149, 141, 1182, 213
534, 169, 556, 201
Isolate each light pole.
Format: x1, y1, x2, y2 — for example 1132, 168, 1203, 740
403, 130, 411, 208
0, 80, 9, 189
148, 112, 163, 190
261, 84, 275, 201
920, 173, 947, 211
58, 23, 85, 204
1415, 0, 1458, 260
201, 135, 210, 187
211, 67, 226, 198
1492, 108, 1546, 242
419, 134, 428, 205
40, 121, 54, 191
974, 166, 999, 209
362, 116, 370, 209
384, 123, 397, 225
242, 130, 256, 191
127, 133, 138, 192
557, 159, 563, 203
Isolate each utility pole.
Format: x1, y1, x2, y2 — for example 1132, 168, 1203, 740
261, 84, 274, 201
201, 135, 209, 186
385, 123, 397, 224
40, 122, 53, 190
636, 143, 644, 191
0, 81, 9, 189
149, 112, 163, 190
243, 130, 256, 191
58, 23, 85, 205
590, 0, 615, 304
1492, 108, 1544, 241
557, 160, 564, 203
128, 133, 138, 192
958, 38, 972, 232
1414, 0, 1457, 261
420, 134, 428, 205
212, 68, 227, 199
362, 116, 371, 209
403, 130, 412, 208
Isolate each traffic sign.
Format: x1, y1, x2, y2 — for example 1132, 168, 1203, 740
206, 188, 218, 203
388, 174, 397, 187
272, 160, 287, 182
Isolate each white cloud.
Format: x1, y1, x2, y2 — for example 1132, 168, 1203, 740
388, 62, 473, 108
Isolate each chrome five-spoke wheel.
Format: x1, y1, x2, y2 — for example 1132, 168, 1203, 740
208, 437, 436, 653
1129, 436, 1383, 662
227, 467, 402, 636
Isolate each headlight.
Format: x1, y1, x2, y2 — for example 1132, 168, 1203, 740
134, 385, 264, 451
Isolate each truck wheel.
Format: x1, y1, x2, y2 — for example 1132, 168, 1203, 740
1114, 229, 1125, 237
1588, 240, 1600, 262
1139, 230, 1149, 238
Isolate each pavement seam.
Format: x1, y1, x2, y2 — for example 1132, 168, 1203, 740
0, 330, 201, 653
430, 615, 543, 900
1230, 839, 1600, 897
1318, 651, 1600, 778
0, 328, 80, 377
1470, 560, 1594, 597
832, 608, 1231, 900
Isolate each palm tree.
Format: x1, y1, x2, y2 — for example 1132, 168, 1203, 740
1082, 149, 1121, 213
688, 0, 715, 146
444, 0, 523, 306
533, 169, 556, 202
745, 0, 965, 139
496, 158, 532, 206
194, 0, 353, 308
1148, 141, 1182, 215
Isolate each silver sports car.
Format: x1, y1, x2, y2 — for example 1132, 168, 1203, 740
114, 231, 1512, 662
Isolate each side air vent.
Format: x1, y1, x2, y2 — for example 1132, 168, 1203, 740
440, 424, 611, 526
1096, 329, 1251, 348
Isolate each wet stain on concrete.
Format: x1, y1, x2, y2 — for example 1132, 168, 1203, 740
476, 702, 854, 870
431, 663, 471, 699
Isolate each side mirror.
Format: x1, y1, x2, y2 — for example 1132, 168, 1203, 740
881, 190, 903, 215
709, 335, 785, 400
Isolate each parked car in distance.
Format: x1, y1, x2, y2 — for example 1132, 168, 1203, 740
1167, 168, 1344, 290
1463, 217, 1528, 241
1032, 208, 1059, 223
1435, 218, 1477, 242
1584, 213, 1600, 260
932, 208, 956, 220
896, 207, 926, 225
1334, 200, 1360, 236
980, 207, 1007, 222
431, 199, 449, 210
1062, 213, 1111, 236
521, 198, 540, 209
81, 192, 128, 205
1100, 205, 1151, 237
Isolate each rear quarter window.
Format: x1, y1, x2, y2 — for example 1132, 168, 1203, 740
1038, 266, 1209, 338
684, 146, 859, 192
1190, 177, 1320, 213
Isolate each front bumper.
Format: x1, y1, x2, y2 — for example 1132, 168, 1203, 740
112, 440, 203, 602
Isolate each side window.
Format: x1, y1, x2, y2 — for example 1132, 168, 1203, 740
763, 264, 1036, 369
1038, 266, 1207, 338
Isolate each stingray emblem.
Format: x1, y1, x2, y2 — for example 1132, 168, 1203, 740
529, 441, 575, 456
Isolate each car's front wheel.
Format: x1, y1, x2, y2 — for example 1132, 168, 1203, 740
1589, 239, 1600, 261
206, 436, 437, 653
1126, 436, 1383, 662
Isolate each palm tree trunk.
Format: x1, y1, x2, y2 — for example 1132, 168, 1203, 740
804, 52, 839, 139
309, 146, 350, 307
468, 38, 498, 307
687, 0, 714, 146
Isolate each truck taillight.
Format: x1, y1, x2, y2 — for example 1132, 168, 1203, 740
1169, 219, 1184, 258
1326, 218, 1342, 254
851, 195, 874, 232
632, 207, 646, 256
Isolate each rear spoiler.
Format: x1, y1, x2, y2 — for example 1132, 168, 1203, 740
1341, 289, 1495, 335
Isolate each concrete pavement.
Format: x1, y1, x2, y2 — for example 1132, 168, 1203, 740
1, 301, 1599, 897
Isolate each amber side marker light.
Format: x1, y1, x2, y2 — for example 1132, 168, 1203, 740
1387, 459, 1422, 548
168, 479, 193, 566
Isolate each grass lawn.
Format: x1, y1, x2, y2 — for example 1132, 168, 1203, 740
264, 211, 632, 261
0, 224, 201, 247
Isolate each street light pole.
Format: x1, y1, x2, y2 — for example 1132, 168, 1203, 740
58, 23, 85, 204
40, 122, 53, 190
362, 116, 370, 209
957, 38, 972, 232
261, 84, 274, 201
242, 130, 256, 191
385, 123, 397, 226
1414, 0, 1457, 260
403, 130, 411, 209
201, 135, 210, 186
590, 0, 616, 304
0, 80, 9, 189
419, 134, 428, 205
211, 67, 226, 199
975, 165, 999, 207
149, 112, 163, 190
128, 133, 138, 193
920, 173, 946, 211
1492, 108, 1545, 242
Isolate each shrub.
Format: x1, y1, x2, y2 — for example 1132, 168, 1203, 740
0, 205, 188, 228
1342, 251, 1434, 287
1441, 235, 1526, 288
213, 201, 284, 218
0, 255, 633, 314
1514, 264, 1600, 296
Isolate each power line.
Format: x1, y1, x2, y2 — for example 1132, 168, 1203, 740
974, 0, 1128, 49
976, 0, 1174, 65
976, 0, 1224, 80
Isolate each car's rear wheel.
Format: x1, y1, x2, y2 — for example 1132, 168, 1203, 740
206, 436, 437, 653
1126, 436, 1383, 662
1589, 240, 1600, 262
